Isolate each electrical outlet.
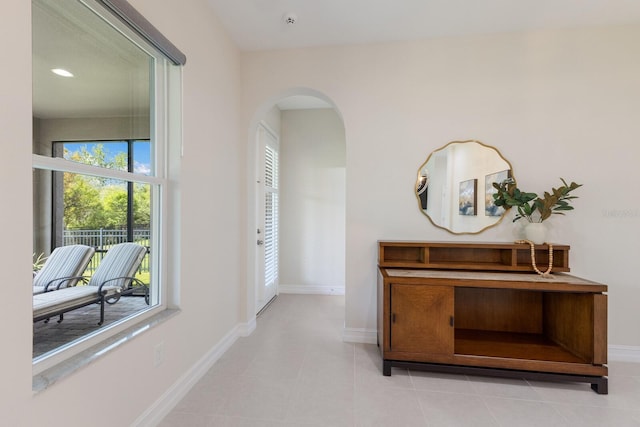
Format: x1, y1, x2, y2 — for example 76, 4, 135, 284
154, 342, 165, 367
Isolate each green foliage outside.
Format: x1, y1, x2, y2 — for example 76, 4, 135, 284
63, 144, 150, 229
70, 143, 128, 172
62, 144, 152, 287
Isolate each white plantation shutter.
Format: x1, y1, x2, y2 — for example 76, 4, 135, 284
264, 145, 279, 288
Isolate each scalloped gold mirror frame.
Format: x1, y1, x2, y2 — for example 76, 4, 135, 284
416, 140, 514, 234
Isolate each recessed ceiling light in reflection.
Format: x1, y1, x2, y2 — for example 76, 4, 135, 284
51, 68, 74, 77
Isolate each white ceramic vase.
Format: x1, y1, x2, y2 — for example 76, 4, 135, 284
524, 222, 547, 245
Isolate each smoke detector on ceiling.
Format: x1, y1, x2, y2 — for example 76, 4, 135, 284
283, 12, 297, 25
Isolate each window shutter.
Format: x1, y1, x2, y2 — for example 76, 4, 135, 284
264, 145, 279, 287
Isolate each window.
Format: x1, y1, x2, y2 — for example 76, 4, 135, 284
32, 0, 182, 368
51, 140, 151, 248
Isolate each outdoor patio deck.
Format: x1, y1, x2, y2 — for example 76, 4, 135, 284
33, 295, 148, 358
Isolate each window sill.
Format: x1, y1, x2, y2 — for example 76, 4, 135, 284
33, 308, 180, 393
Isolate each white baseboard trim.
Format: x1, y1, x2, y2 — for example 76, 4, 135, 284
133, 320, 253, 427
608, 345, 640, 363
342, 327, 377, 344
237, 317, 257, 337
279, 284, 345, 295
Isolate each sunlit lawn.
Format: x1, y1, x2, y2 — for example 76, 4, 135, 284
135, 271, 150, 285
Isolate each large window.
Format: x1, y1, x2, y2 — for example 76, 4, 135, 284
32, 0, 181, 368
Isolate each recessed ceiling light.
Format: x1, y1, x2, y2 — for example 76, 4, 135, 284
51, 68, 74, 77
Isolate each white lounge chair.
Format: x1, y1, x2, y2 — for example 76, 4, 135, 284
32, 245, 95, 294
33, 242, 148, 326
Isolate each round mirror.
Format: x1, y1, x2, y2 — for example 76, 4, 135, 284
416, 140, 513, 234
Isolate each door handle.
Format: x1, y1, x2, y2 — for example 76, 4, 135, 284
257, 239, 264, 246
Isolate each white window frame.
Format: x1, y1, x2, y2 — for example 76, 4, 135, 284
32, 0, 181, 374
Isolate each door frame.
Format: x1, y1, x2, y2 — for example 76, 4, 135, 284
255, 122, 280, 314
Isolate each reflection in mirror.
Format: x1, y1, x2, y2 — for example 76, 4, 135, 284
416, 140, 513, 234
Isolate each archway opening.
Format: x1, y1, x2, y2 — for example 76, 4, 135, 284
246, 88, 346, 324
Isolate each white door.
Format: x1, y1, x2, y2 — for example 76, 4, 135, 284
256, 123, 279, 313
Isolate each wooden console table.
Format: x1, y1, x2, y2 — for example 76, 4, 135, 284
377, 241, 608, 394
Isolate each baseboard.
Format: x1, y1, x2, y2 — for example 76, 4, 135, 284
608, 345, 640, 363
133, 319, 253, 427
342, 327, 377, 344
279, 284, 345, 295
236, 316, 257, 337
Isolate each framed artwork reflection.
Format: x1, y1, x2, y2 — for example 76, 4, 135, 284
485, 169, 511, 216
459, 178, 477, 216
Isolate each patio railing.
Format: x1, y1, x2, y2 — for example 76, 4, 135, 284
63, 228, 150, 274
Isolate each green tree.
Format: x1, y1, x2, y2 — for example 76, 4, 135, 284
66, 144, 128, 188
62, 144, 150, 230
133, 184, 151, 226
63, 173, 104, 229
102, 185, 128, 228
67, 144, 127, 170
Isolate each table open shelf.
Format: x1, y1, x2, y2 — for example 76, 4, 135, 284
378, 241, 570, 272
455, 329, 587, 364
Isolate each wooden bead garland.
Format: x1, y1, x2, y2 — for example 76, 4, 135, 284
515, 239, 554, 277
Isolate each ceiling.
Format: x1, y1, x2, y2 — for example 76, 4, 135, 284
207, 0, 640, 51
33, 0, 640, 119
33, 0, 150, 120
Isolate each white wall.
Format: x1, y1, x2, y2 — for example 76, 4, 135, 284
447, 142, 510, 232
1, 0, 244, 424
0, 0, 34, 420
262, 105, 282, 135
279, 109, 346, 293
36, 116, 150, 145
241, 25, 640, 346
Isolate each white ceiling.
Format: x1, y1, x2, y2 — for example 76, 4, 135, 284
207, 0, 640, 51
33, 0, 150, 120
33, 0, 640, 119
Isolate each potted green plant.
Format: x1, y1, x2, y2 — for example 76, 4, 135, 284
33, 252, 47, 277
492, 178, 582, 243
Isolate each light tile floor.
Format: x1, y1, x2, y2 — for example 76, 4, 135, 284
159, 294, 640, 426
